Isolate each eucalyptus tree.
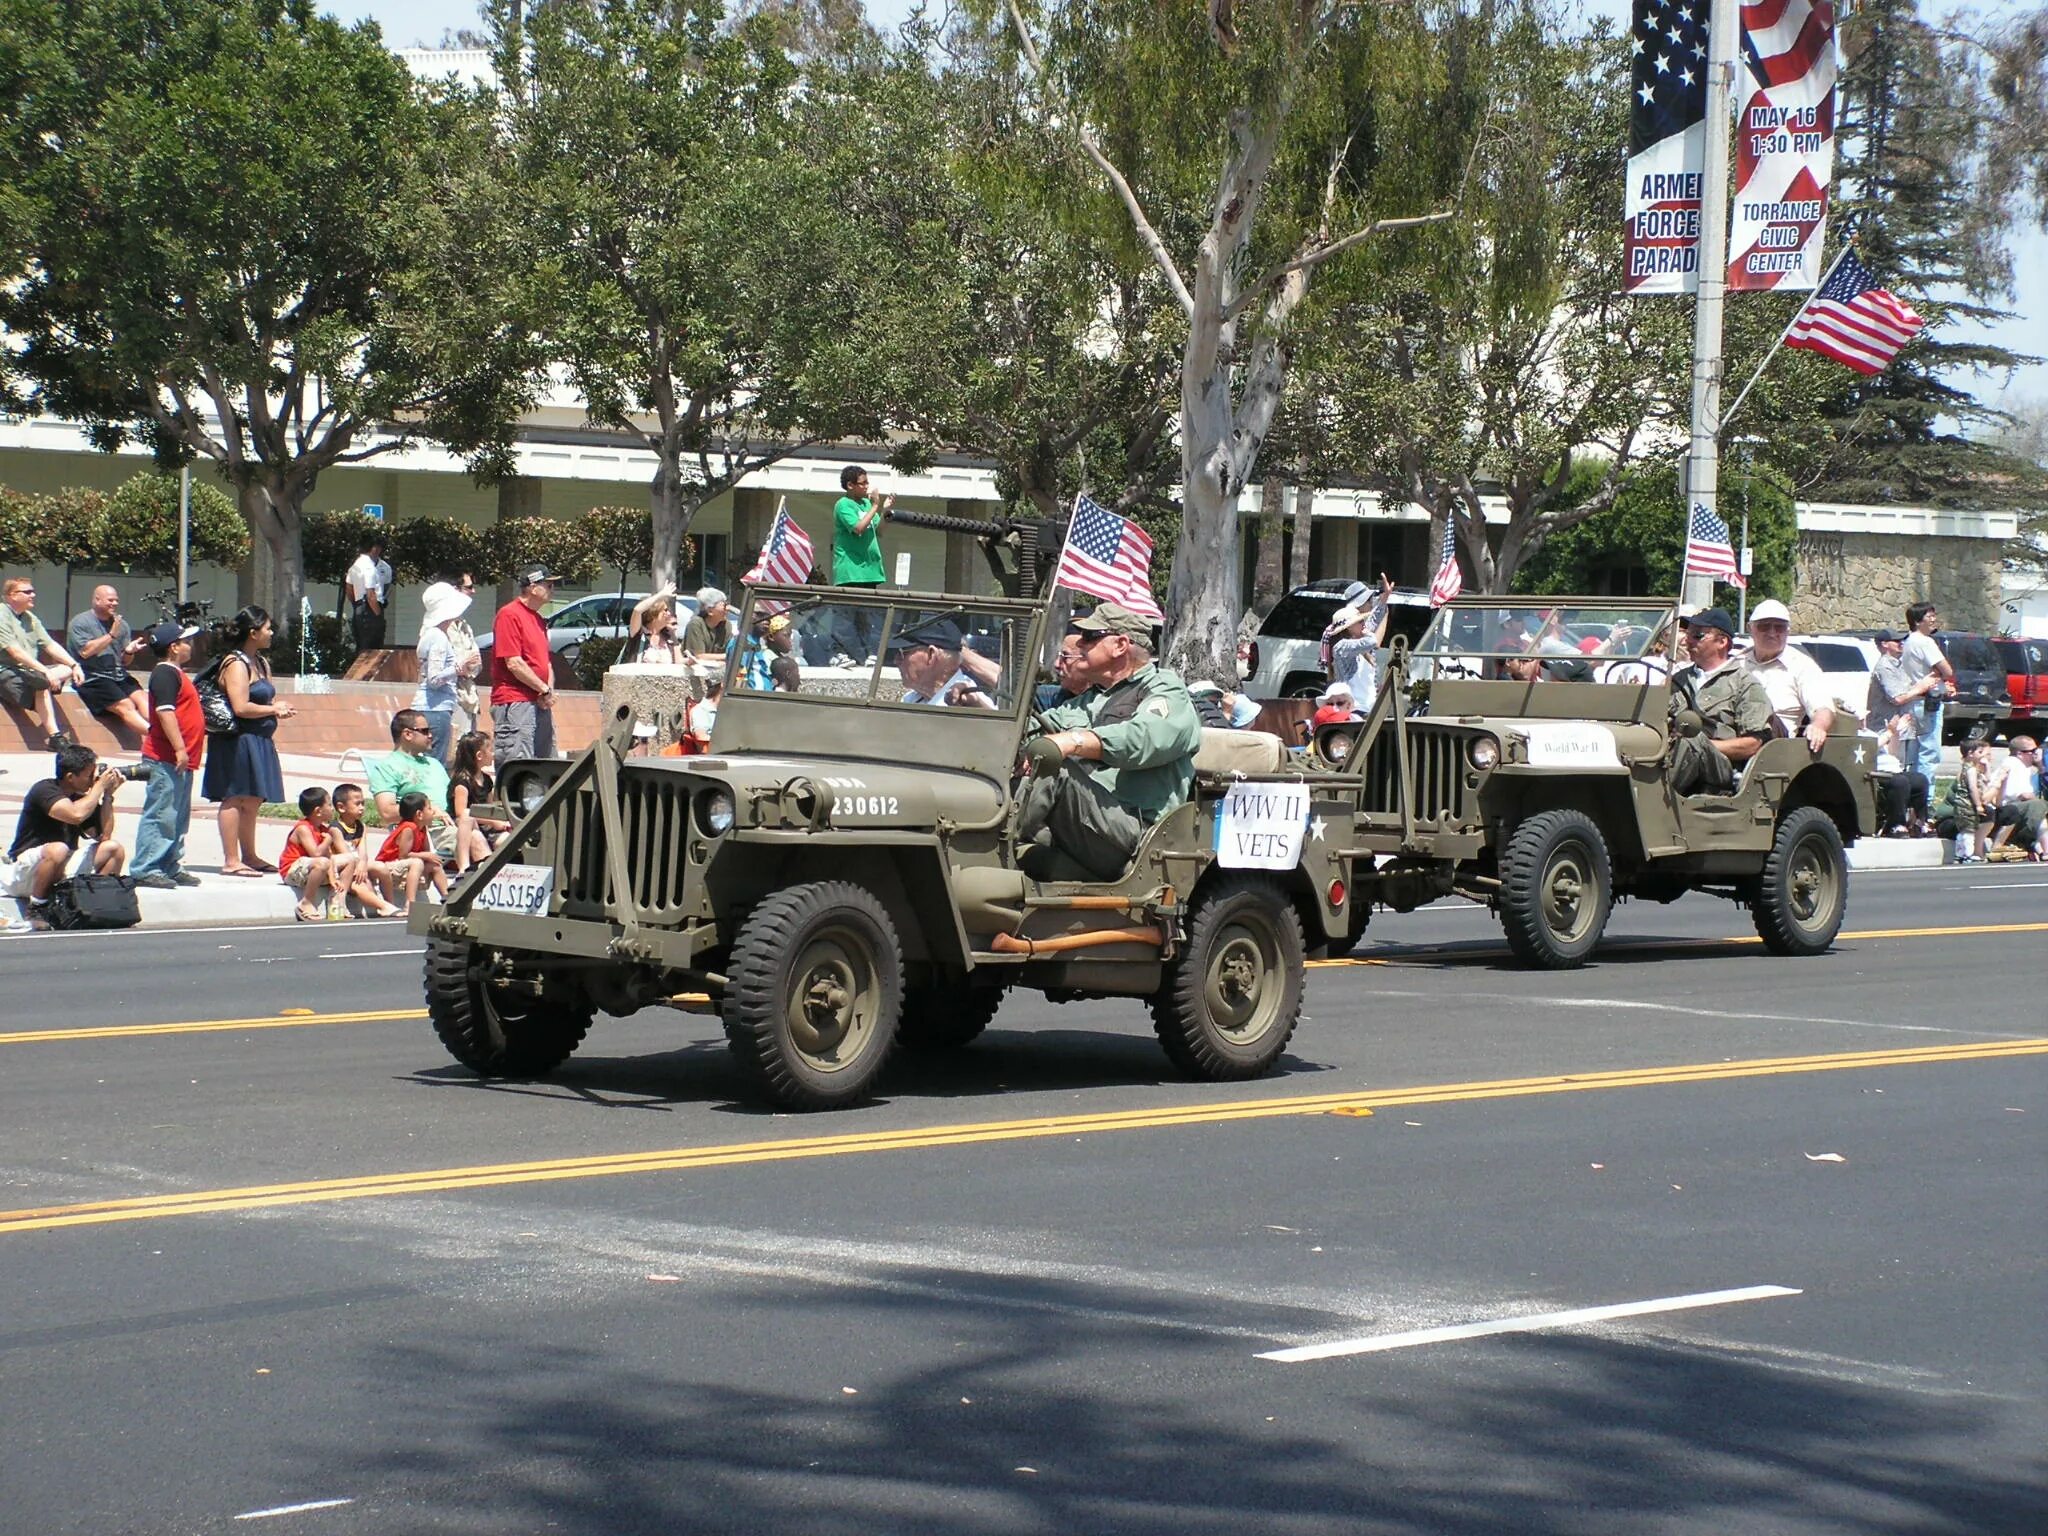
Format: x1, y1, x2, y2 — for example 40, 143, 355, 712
987, 0, 1490, 674
492, 0, 951, 586
0, 0, 539, 614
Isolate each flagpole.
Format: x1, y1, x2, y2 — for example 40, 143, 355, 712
1720, 242, 1854, 436
1680, 0, 1740, 611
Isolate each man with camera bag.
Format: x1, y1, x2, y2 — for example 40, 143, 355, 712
5, 742, 130, 928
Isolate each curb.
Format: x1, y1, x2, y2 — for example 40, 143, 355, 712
1846, 837, 1946, 871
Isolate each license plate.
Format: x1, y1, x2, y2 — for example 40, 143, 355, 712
472, 863, 555, 916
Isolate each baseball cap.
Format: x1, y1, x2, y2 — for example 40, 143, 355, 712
1316, 680, 1354, 705
147, 622, 201, 653
1068, 601, 1155, 642
1873, 628, 1902, 645
1685, 607, 1736, 635
518, 564, 560, 588
1748, 599, 1791, 625
1187, 680, 1225, 697
886, 614, 964, 654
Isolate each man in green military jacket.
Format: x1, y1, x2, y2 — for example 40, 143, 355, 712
1668, 607, 1775, 794
1020, 601, 1202, 881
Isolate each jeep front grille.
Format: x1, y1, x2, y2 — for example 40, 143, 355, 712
554, 774, 695, 919
1357, 725, 1472, 827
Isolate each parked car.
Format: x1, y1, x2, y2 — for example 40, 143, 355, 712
1789, 633, 1879, 722
1243, 581, 1436, 699
1935, 630, 2011, 742
1995, 635, 2048, 730
477, 592, 700, 671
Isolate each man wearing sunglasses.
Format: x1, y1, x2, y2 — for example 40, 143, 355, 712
0, 576, 82, 748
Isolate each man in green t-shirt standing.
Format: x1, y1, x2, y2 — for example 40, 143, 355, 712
831, 465, 892, 664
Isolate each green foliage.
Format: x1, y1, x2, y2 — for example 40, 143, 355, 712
0, 484, 41, 565
497, 516, 599, 586
580, 505, 671, 592
573, 634, 628, 691
301, 509, 389, 586
271, 613, 356, 677
388, 516, 492, 584
0, 0, 540, 608
33, 487, 105, 569
96, 473, 249, 574
1514, 462, 1796, 604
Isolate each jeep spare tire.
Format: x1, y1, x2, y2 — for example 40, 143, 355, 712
1151, 873, 1305, 1080
1499, 809, 1612, 969
723, 881, 903, 1109
1752, 805, 1847, 956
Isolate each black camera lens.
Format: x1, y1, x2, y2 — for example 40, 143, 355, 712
117, 762, 152, 782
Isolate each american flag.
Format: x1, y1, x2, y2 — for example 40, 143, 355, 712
1428, 514, 1463, 607
744, 503, 814, 588
1684, 501, 1748, 589
1783, 251, 1924, 375
1052, 494, 1163, 621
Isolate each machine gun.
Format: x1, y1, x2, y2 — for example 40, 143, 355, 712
880, 507, 1069, 600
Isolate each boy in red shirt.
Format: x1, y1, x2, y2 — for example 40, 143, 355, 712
376, 790, 448, 913
280, 786, 349, 922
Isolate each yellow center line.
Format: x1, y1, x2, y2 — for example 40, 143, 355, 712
3, 921, 2037, 1047
4, 1036, 2041, 1236
0, 1008, 428, 1046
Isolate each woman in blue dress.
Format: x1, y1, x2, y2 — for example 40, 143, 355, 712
203, 606, 297, 876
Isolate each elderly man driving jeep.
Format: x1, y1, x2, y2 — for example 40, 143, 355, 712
1667, 608, 1774, 796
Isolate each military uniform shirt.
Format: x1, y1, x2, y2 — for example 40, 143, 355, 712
1675, 658, 1773, 742
1041, 662, 1202, 819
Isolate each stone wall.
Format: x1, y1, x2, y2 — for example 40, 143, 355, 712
1793, 530, 2007, 632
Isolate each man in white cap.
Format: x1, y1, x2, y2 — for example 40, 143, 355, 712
1741, 599, 1835, 751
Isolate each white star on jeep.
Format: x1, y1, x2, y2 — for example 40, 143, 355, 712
1310, 815, 1329, 841
1853, 745, 1866, 765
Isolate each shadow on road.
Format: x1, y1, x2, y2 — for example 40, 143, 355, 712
299, 1274, 2044, 1535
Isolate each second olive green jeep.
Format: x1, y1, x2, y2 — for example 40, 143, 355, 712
1306, 598, 1881, 967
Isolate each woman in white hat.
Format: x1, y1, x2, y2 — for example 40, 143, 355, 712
412, 581, 473, 763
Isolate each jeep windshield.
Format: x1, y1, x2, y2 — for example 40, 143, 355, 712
1412, 600, 1678, 661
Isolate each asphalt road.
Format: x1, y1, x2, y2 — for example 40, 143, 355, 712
2, 867, 2044, 1535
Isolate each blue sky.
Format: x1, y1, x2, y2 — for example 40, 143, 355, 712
331, 0, 2042, 416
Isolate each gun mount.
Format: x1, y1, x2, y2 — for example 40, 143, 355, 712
881, 507, 1068, 600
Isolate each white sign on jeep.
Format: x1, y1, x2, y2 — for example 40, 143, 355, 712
1215, 783, 1312, 870
1521, 721, 1621, 769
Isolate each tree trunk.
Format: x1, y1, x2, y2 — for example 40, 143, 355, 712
238, 481, 306, 627
650, 450, 689, 591
1163, 370, 1245, 682
1289, 474, 1314, 588
1250, 475, 1287, 619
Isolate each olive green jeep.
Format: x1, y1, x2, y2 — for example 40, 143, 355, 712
1306, 598, 1882, 968
413, 584, 1366, 1109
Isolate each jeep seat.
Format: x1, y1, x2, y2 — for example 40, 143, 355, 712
1193, 728, 1290, 777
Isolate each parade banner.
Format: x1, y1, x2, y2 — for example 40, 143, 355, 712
1625, 0, 1711, 294
1727, 0, 1837, 289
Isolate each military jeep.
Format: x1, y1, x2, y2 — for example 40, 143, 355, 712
412, 584, 1364, 1109
1307, 598, 1881, 968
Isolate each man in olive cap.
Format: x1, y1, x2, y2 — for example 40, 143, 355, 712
1667, 607, 1774, 795
1019, 601, 1200, 881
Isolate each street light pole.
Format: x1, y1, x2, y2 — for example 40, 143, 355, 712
1683, 0, 1740, 610
177, 464, 190, 607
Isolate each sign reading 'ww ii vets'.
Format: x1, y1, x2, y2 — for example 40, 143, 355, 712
1727, 0, 1837, 289
1624, 0, 1710, 294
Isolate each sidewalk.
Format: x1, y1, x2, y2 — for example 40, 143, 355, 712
1, 745, 408, 930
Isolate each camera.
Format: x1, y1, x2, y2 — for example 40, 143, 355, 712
110, 762, 152, 783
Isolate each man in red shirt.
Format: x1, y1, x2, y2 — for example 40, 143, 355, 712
130, 623, 205, 888
491, 564, 559, 761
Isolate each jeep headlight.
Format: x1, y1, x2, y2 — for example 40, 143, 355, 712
1467, 735, 1500, 770
505, 769, 548, 817
696, 787, 736, 837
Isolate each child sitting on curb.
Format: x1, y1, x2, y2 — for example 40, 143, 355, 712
279, 786, 348, 923
376, 789, 447, 912
448, 732, 511, 873
330, 781, 402, 917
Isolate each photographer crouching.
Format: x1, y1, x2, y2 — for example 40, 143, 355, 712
5, 742, 133, 931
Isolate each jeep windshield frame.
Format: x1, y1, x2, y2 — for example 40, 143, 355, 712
711, 583, 1048, 780
1410, 598, 1680, 666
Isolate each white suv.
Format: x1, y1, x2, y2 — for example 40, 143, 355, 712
1789, 634, 1879, 721
1243, 582, 1437, 700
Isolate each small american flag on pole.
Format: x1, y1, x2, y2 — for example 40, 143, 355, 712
1428, 515, 1463, 607
1685, 501, 1748, 589
744, 499, 814, 588
1052, 494, 1164, 620
1783, 252, 1924, 376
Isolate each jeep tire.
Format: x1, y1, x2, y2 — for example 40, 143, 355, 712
1499, 809, 1612, 969
425, 937, 595, 1077
896, 979, 1004, 1053
1151, 873, 1305, 1080
1752, 805, 1847, 956
723, 881, 903, 1109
